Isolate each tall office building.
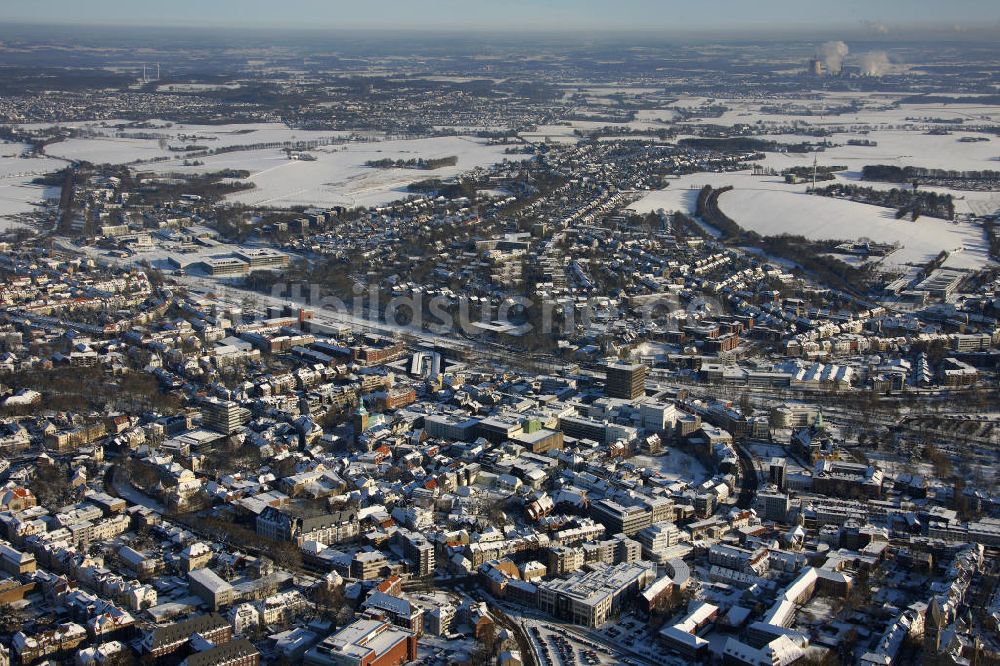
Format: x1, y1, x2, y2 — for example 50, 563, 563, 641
769, 458, 787, 491
200, 398, 250, 435
757, 490, 792, 523
605, 362, 648, 400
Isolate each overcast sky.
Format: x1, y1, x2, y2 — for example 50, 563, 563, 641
3, 0, 999, 33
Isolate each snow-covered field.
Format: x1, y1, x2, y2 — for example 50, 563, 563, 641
520, 124, 583, 144
752, 129, 1000, 175
716, 186, 988, 269
26, 121, 527, 209
677, 95, 1000, 129
631, 449, 710, 486
629, 172, 726, 215
37, 121, 358, 165
0, 143, 63, 230
142, 136, 528, 208
629, 169, 992, 271
671, 94, 1000, 220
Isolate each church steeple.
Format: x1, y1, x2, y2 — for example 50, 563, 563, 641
353, 398, 369, 434
925, 596, 945, 656
928, 596, 944, 628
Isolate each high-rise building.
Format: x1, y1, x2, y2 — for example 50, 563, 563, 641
757, 491, 792, 523
397, 529, 435, 578
636, 523, 683, 562
590, 499, 652, 536
769, 458, 787, 491
200, 398, 250, 435
605, 362, 648, 400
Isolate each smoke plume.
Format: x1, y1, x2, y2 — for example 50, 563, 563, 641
858, 51, 891, 76
862, 20, 890, 35
817, 41, 849, 74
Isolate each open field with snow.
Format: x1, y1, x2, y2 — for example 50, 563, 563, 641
751, 129, 1000, 175
629, 96, 999, 271
716, 187, 988, 269
629, 170, 991, 271
25, 121, 527, 209
0, 143, 64, 230
33, 121, 359, 165
673, 94, 1000, 218
631, 449, 709, 486
593, 89, 999, 218
142, 135, 528, 209
676, 94, 1000, 129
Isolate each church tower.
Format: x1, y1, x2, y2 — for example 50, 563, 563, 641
924, 597, 945, 660
352, 400, 369, 435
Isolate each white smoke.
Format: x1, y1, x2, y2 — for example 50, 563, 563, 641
862, 20, 890, 35
817, 41, 849, 74
858, 51, 891, 76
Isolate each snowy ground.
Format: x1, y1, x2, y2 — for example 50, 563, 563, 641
747, 443, 810, 473
632, 341, 680, 364
676, 95, 1000, 131
631, 448, 710, 486
0, 143, 63, 230
31, 120, 360, 165
521, 124, 582, 144
415, 635, 477, 665
715, 185, 988, 269
628, 171, 991, 271
751, 129, 1000, 174
619, 93, 1000, 256
144, 136, 529, 209
28, 122, 528, 209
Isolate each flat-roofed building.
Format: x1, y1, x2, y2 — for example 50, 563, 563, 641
351, 551, 388, 581
200, 398, 251, 435
423, 414, 479, 442
201, 257, 249, 277
234, 248, 290, 271
708, 544, 770, 577
513, 428, 564, 453
590, 499, 651, 536
189, 568, 236, 611
636, 523, 683, 563
303, 619, 417, 666
397, 529, 435, 577
757, 490, 792, 523
475, 416, 524, 444
536, 561, 656, 628
605, 362, 648, 400
362, 591, 424, 635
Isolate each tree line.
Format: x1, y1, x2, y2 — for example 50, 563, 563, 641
810, 183, 955, 220
680, 136, 820, 153
696, 185, 745, 241
862, 164, 1000, 183
365, 156, 458, 170
695, 185, 871, 295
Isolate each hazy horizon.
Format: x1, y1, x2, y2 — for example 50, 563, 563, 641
3, 0, 999, 38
